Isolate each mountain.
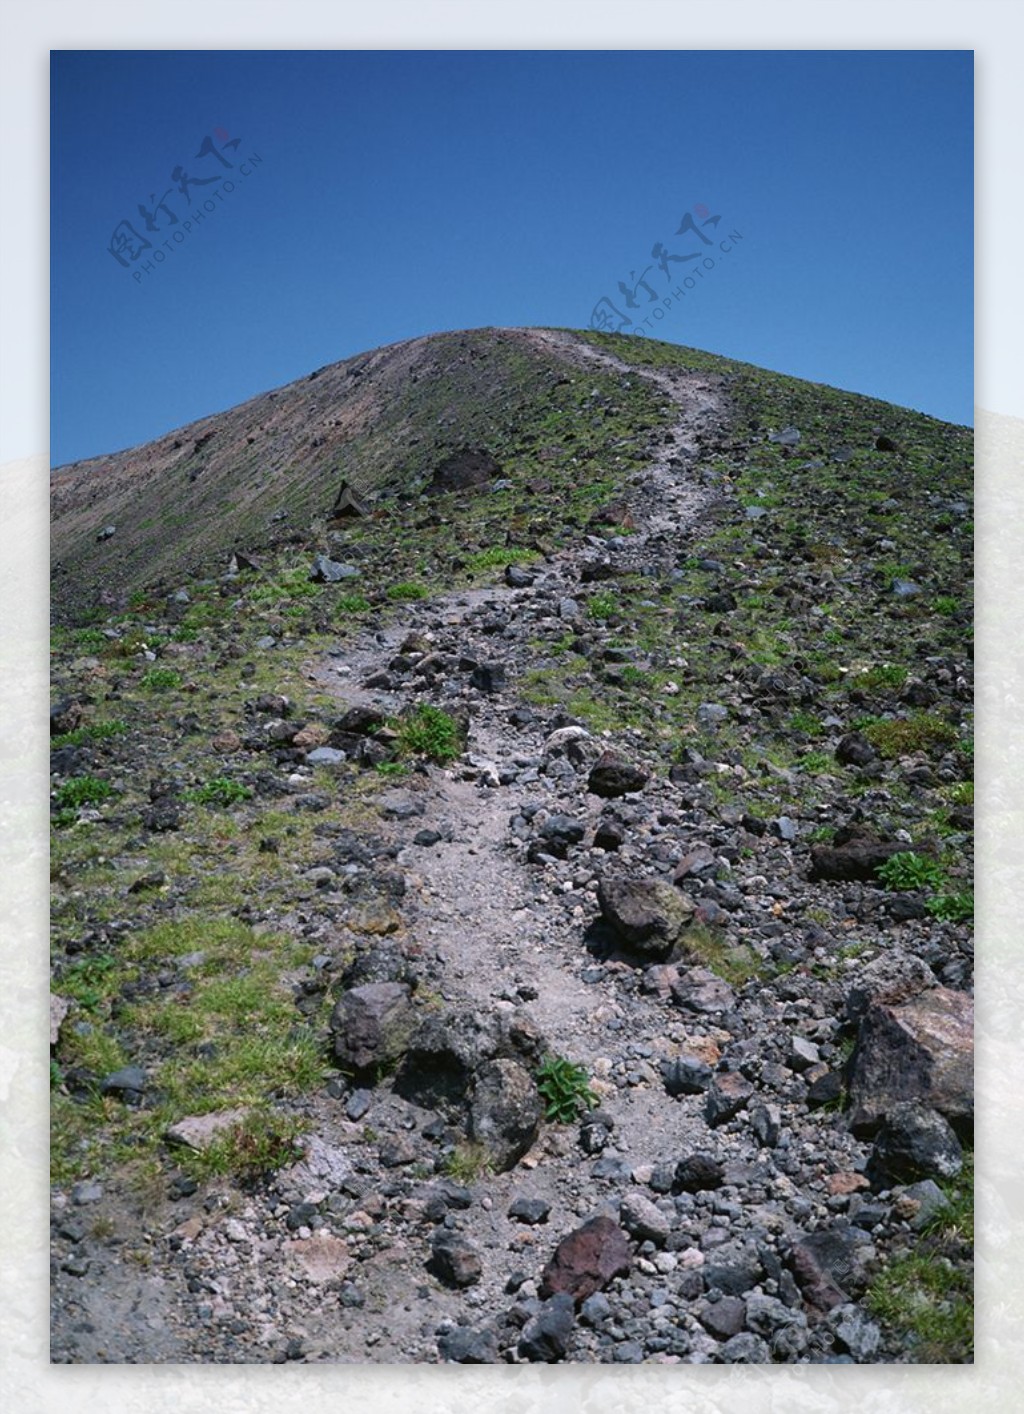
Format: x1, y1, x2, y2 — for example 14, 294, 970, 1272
50, 328, 973, 1365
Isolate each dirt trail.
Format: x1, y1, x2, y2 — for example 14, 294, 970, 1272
312, 329, 729, 1092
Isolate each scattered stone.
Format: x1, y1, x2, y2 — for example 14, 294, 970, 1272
809, 836, 904, 883
428, 1232, 483, 1288
518, 1292, 576, 1362
619, 1190, 671, 1245
705, 1072, 754, 1126
699, 1295, 747, 1339
788, 1229, 860, 1315
509, 1196, 551, 1225
468, 1058, 542, 1170
469, 662, 507, 694
749, 1101, 781, 1148
164, 1108, 249, 1151
661, 1054, 713, 1097
587, 750, 650, 798
99, 1066, 147, 1104
310, 553, 361, 583
824, 1303, 881, 1359
671, 967, 736, 1016
438, 1326, 499, 1363
673, 1153, 725, 1193
50, 995, 70, 1047
835, 733, 878, 768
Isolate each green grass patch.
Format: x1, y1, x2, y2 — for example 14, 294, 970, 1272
386, 582, 429, 602
393, 704, 462, 764
140, 667, 182, 692
862, 713, 960, 758
53, 775, 115, 811
184, 776, 253, 807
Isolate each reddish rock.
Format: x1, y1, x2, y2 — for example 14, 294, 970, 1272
539, 1216, 632, 1304
847, 986, 973, 1136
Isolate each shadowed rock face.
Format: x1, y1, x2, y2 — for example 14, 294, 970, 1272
429, 447, 501, 493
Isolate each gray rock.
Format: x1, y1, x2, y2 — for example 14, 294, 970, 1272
703, 1242, 764, 1296
429, 1232, 482, 1288
749, 1101, 782, 1147
697, 702, 729, 728
824, 1303, 881, 1360
671, 967, 736, 1016
847, 986, 973, 1136
518, 1292, 575, 1362
769, 426, 801, 446
508, 1196, 551, 1225
900, 1178, 947, 1230
96, 524, 116, 541
619, 1190, 671, 1245
705, 1072, 754, 1126
788, 1036, 820, 1072
329, 982, 416, 1075
305, 746, 347, 766
662, 1054, 713, 1096
99, 1066, 147, 1103
310, 553, 361, 583
468, 1058, 542, 1171
698, 1295, 746, 1339
720, 1331, 770, 1362
866, 1103, 963, 1187
598, 877, 695, 960
579, 1292, 612, 1325
438, 1326, 499, 1363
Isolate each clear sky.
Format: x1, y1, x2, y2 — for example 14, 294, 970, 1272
50, 49, 973, 466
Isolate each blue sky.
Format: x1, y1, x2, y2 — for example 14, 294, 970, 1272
50, 49, 973, 466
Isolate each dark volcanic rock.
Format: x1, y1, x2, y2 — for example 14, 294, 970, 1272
705, 1072, 754, 1126
661, 1054, 713, 1097
866, 1102, 963, 1187
438, 1326, 499, 1363
809, 837, 904, 883
539, 1216, 632, 1304
834, 733, 878, 768
587, 750, 650, 798
673, 1153, 725, 1193
598, 877, 695, 960
430, 447, 501, 493
846, 986, 973, 1136
518, 1292, 576, 1362
428, 1232, 482, 1288
329, 982, 416, 1075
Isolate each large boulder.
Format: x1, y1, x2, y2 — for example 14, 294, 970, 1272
598, 877, 695, 960
846, 986, 973, 1137
329, 982, 416, 1075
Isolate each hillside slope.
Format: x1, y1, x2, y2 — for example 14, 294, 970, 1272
50, 329, 973, 1365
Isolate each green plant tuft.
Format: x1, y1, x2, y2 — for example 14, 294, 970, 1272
394, 704, 462, 764
536, 1054, 598, 1124
876, 851, 946, 891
